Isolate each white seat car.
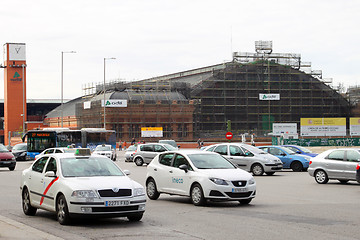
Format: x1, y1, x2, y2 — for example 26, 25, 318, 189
20, 149, 146, 225
93, 144, 116, 161
35, 147, 76, 160
146, 150, 256, 206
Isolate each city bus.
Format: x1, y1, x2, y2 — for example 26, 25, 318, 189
22, 128, 116, 159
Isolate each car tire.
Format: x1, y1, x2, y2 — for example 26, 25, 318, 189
9, 166, 15, 171
265, 172, 275, 176
127, 213, 143, 222
239, 198, 252, 205
338, 180, 349, 184
290, 161, 303, 172
146, 178, 160, 200
57, 195, 71, 225
251, 163, 264, 176
22, 188, 37, 216
191, 183, 206, 206
315, 170, 329, 184
134, 157, 144, 166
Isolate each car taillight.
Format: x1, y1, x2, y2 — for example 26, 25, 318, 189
309, 161, 312, 165
356, 164, 360, 170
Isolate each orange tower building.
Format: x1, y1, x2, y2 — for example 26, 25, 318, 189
3, 43, 27, 145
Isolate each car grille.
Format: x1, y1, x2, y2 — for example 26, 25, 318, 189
231, 181, 247, 187
0, 158, 13, 161
225, 191, 253, 198
92, 205, 139, 213
98, 189, 132, 197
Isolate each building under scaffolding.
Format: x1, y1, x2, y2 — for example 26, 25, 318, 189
45, 41, 351, 140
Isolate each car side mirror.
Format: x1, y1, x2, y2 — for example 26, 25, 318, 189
296, 151, 301, 154
281, 153, 287, 156
44, 171, 56, 178
179, 164, 188, 173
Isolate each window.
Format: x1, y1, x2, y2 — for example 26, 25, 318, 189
269, 148, 283, 155
154, 145, 166, 152
45, 157, 57, 174
141, 145, 154, 152
326, 150, 345, 161
214, 145, 228, 155
205, 146, 216, 152
159, 153, 174, 166
346, 150, 360, 162
32, 157, 49, 173
55, 149, 63, 153
229, 145, 244, 156
173, 154, 193, 170
44, 149, 54, 154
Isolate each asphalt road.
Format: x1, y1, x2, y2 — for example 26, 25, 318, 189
1, 150, 360, 240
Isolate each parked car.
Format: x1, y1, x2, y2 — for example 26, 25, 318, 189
158, 140, 180, 148
308, 148, 360, 184
282, 145, 318, 157
356, 162, 360, 183
93, 144, 116, 161
258, 146, 311, 172
146, 149, 256, 205
125, 145, 137, 162
11, 143, 28, 161
35, 147, 77, 160
0, 143, 16, 171
20, 148, 146, 225
133, 143, 178, 166
204, 143, 283, 176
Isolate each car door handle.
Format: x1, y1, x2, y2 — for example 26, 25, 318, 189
169, 170, 173, 173
154, 168, 157, 171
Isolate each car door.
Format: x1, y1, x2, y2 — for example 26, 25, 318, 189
228, 145, 249, 170
268, 147, 291, 168
324, 150, 346, 178
41, 157, 60, 211
141, 144, 155, 164
343, 150, 360, 180
27, 156, 50, 207
153, 152, 175, 192
168, 153, 194, 195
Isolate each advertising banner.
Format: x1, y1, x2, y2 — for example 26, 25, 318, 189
350, 118, 360, 136
259, 93, 280, 100
272, 123, 297, 136
300, 118, 346, 136
101, 99, 127, 107
141, 127, 163, 138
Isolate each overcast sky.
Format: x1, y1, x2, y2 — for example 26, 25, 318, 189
1, 0, 359, 100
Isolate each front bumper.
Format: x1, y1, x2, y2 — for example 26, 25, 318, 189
204, 182, 256, 201
264, 163, 283, 171
0, 160, 16, 168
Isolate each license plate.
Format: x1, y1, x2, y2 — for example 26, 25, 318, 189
105, 200, 130, 206
232, 188, 247, 193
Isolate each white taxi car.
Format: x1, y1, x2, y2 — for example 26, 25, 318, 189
20, 149, 146, 225
146, 150, 256, 206
93, 144, 116, 161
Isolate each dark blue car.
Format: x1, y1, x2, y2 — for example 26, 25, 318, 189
258, 146, 311, 172
282, 145, 318, 158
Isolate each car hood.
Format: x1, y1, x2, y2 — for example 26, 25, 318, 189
62, 176, 143, 190
0, 152, 14, 158
198, 168, 253, 181
94, 151, 112, 154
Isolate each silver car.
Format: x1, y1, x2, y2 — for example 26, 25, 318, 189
204, 143, 283, 176
125, 145, 137, 162
133, 143, 178, 166
308, 148, 360, 184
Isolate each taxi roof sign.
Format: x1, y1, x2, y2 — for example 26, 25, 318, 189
75, 148, 91, 156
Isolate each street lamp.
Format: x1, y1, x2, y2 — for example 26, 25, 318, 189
61, 51, 76, 128
22, 64, 27, 133
103, 57, 116, 129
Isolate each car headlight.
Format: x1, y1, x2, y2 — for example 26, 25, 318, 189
71, 190, 98, 199
133, 188, 145, 196
304, 157, 311, 161
209, 178, 229, 185
248, 177, 256, 185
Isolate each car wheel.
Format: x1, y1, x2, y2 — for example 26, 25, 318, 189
9, 166, 15, 171
191, 183, 206, 206
22, 188, 37, 216
265, 172, 275, 176
127, 213, 143, 222
239, 198, 252, 205
251, 163, 264, 176
57, 195, 71, 225
338, 180, 349, 184
146, 178, 160, 200
134, 157, 144, 166
290, 161, 303, 172
315, 170, 329, 184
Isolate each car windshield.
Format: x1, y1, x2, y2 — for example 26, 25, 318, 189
95, 145, 111, 151
159, 140, 177, 148
60, 157, 124, 177
0, 144, 9, 152
280, 147, 296, 155
13, 144, 27, 151
242, 144, 266, 154
188, 153, 236, 169
127, 145, 137, 151
163, 144, 177, 151
295, 146, 312, 153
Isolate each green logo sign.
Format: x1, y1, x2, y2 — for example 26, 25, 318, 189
13, 72, 20, 78
105, 100, 111, 106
